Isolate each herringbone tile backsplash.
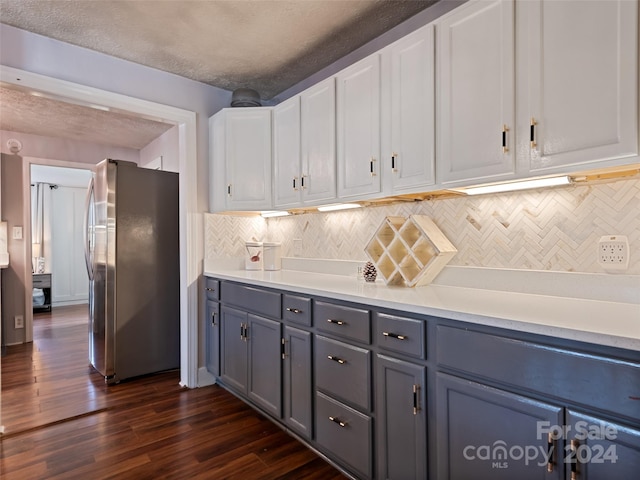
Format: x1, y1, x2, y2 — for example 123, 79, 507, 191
205, 178, 640, 274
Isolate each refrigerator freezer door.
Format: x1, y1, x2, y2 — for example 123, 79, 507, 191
88, 159, 113, 379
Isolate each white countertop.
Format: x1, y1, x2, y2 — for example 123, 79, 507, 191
204, 259, 640, 352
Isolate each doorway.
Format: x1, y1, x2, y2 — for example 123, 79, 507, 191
0, 66, 199, 392
30, 164, 93, 310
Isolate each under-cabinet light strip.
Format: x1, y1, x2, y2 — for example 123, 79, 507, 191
316, 203, 362, 212
451, 176, 573, 196
260, 211, 291, 218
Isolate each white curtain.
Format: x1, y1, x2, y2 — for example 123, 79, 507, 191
30, 183, 53, 273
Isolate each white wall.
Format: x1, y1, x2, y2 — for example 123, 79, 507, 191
1, 130, 139, 164
0, 23, 232, 212
140, 125, 179, 172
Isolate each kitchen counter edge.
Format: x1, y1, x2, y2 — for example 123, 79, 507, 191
203, 267, 640, 352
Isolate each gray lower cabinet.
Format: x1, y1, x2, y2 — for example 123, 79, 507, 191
220, 306, 282, 417
205, 300, 220, 377
316, 391, 373, 479
220, 305, 248, 392
376, 354, 426, 480
207, 277, 640, 479
436, 372, 564, 480
247, 313, 282, 417
565, 411, 640, 479
283, 326, 313, 439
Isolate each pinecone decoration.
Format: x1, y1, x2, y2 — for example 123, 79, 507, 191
363, 261, 377, 282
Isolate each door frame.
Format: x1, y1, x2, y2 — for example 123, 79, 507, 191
1, 65, 200, 389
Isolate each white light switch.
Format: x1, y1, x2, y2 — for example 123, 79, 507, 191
12, 226, 23, 240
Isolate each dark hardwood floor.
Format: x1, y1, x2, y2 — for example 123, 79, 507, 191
1, 305, 348, 479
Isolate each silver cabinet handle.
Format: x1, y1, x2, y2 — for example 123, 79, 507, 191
327, 319, 345, 326
328, 416, 347, 427
327, 355, 346, 365
286, 307, 302, 314
382, 331, 406, 340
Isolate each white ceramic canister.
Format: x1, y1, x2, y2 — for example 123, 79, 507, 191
262, 242, 282, 271
245, 241, 263, 270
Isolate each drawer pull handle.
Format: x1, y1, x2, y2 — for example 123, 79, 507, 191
327, 355, 346, 365
530, 117, 538, 149
501, 124, 509, 153
413, 384, 420, 415
382, 332, 406, 340
206, 287, 216, 292
547, 432, 556, 473
286, 307, 302, 314
570, 439, 579, 480
328, 416, 347, 428
327, 319, 345, 326
211, 312, 217, 326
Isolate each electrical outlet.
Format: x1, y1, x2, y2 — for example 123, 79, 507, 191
14, 315, 24, 329
293, 238, 303, 257
598, 235, 629, 271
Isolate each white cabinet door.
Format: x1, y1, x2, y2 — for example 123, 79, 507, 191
301, 77, 337, 205
273, 96, 301, 208
387, 23, 435, 192
337, 54, 382, 198
519, 0, 638, 173
437, 0, 515, 185
224, 108, 273, 211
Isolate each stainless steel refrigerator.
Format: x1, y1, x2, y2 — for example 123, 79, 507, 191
84, 159, 180, 384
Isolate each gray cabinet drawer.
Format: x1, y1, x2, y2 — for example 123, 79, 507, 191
315, 335, 371, 411
221, 282, 281, 319
375, 312, 425, 359
204, 278, 219, 301
315, 301, 370, 344
33, 274, 51, 288
283, 294, 311, 326
316, 392, 372, 479
437, 325, 640, 420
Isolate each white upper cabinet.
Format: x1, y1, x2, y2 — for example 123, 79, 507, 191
300, 78, 337, 205
211, 107, 273, 212
384, 23, 436, 193
273, 96, 301, 208
273, 78, 337, 209
517, 0, 638, 173
436, 0, 516, 186
336, 54, 382, 199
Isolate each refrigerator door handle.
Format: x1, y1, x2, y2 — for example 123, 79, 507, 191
84, 177, 95, 281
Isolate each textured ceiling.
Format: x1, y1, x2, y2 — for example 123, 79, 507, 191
0, 0, 437, 149
1, 86, 174, 149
